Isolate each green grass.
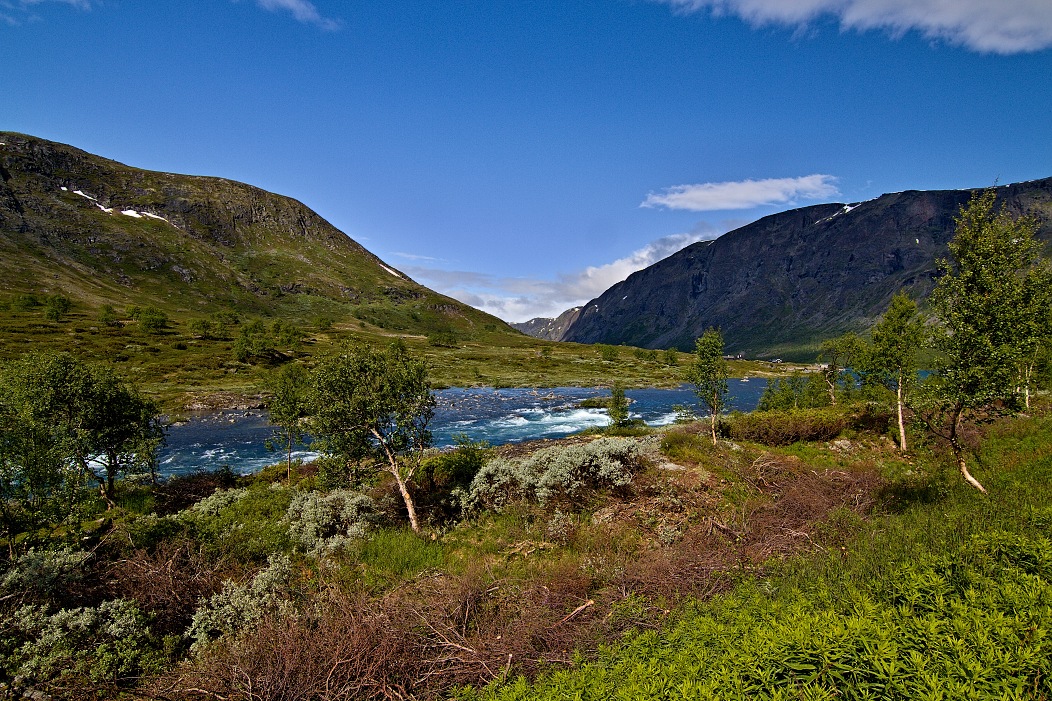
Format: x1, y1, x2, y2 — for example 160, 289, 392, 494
345, 527, 449, 589
0, 303, 806, 411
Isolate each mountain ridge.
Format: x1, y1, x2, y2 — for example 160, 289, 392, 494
0, 131, 509, 337
557, 179, 1052, 358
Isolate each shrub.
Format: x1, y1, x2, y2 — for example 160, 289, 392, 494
186, 554, 294, 652
428, 330, 460, 347
128, 305, 168, 333
634, 348, 658, 362
416, 437, 491, 523
187, 487, 248, 517
42, 294, 72, 322
180, 485, 294, 561
284, 489, 378, 554
724, 408, 849, 446
1, 599, 166, 693
464, 438, 642, 513
757, 373, 831, 411
11, 294, 40, 312
97, 304, 120, 327
0, 547, 91, 606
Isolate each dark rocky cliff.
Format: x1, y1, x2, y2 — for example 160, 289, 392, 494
561, 179, 1052, 358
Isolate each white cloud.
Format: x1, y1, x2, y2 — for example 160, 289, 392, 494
0, 0, 340, 29
0, 0, 90, 24
642, 174, 839, 212
657, 0, 1052, 54
392, 251, 447, 263
255, 0, 339, 30
402, 223, 729, 322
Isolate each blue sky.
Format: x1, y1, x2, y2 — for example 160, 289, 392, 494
3, 0, 1052, 321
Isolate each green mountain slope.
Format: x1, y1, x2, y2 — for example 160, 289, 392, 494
0, 131, 503, 335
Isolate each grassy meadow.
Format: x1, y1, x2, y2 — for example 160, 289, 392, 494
0, 299, 798, 411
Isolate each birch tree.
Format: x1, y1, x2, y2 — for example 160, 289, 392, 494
923, 190, 1044, 493
685, 329, 728, 446
309, 342, 435, 533
869, 291, 924, 451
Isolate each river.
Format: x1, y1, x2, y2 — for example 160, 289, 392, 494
157, 379, 766, 478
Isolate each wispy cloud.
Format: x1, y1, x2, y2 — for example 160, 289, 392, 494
642, 174, 839, 212
401, 222, 734, 322
656, 0, 1052, 54
1, 0, 340, 29
392, 251, 447, 263
254, 0, 340, 30
0, 0, 90, 25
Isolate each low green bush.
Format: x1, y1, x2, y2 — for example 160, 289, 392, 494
723, 407, 849, 446
1, 599, 167, 695
464, 438, 642, 513
284, 489, 378, 554
186, 554, 294, 652
460, 530, 1052, 701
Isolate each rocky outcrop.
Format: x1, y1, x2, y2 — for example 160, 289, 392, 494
511, 307, 582, 340
561, 179, 1052, 358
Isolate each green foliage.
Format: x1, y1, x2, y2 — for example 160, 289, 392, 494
928, 190, 1042, 412
0, 352, 162, 546
608, 384, 630, 428
181, 484, 294, 561
11, 294, 40, 312
263, 362, 310, 478
863, 291, 924, 450
758, 373, 831, 411
1, 599, 167, 693
42, 294, 71, 322
866, 292, 923, 390
596, 344, 619, 362
723, 407, 848, 446
817, 332, 864, 406
684, 329, 728, 443
350, 528, 447, 585
128, 305, 168, 333
465, 531, 1052, 701
283, 489, 378, 554
416, 436, 491, 523
186, 554, 294, 651
233, 318, 302, 363
186, 317, 217, 339
921, 190, 1049, 491
97, 304, 119, 327
428, 330, 460, 348
309, 341, 435, 531
464, 438, 642, 513
633, 348, 658, 362
663, 348, 679, 366
0, 546, 90, 606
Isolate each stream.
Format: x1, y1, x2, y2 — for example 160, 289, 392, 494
157, 379, 767, 478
